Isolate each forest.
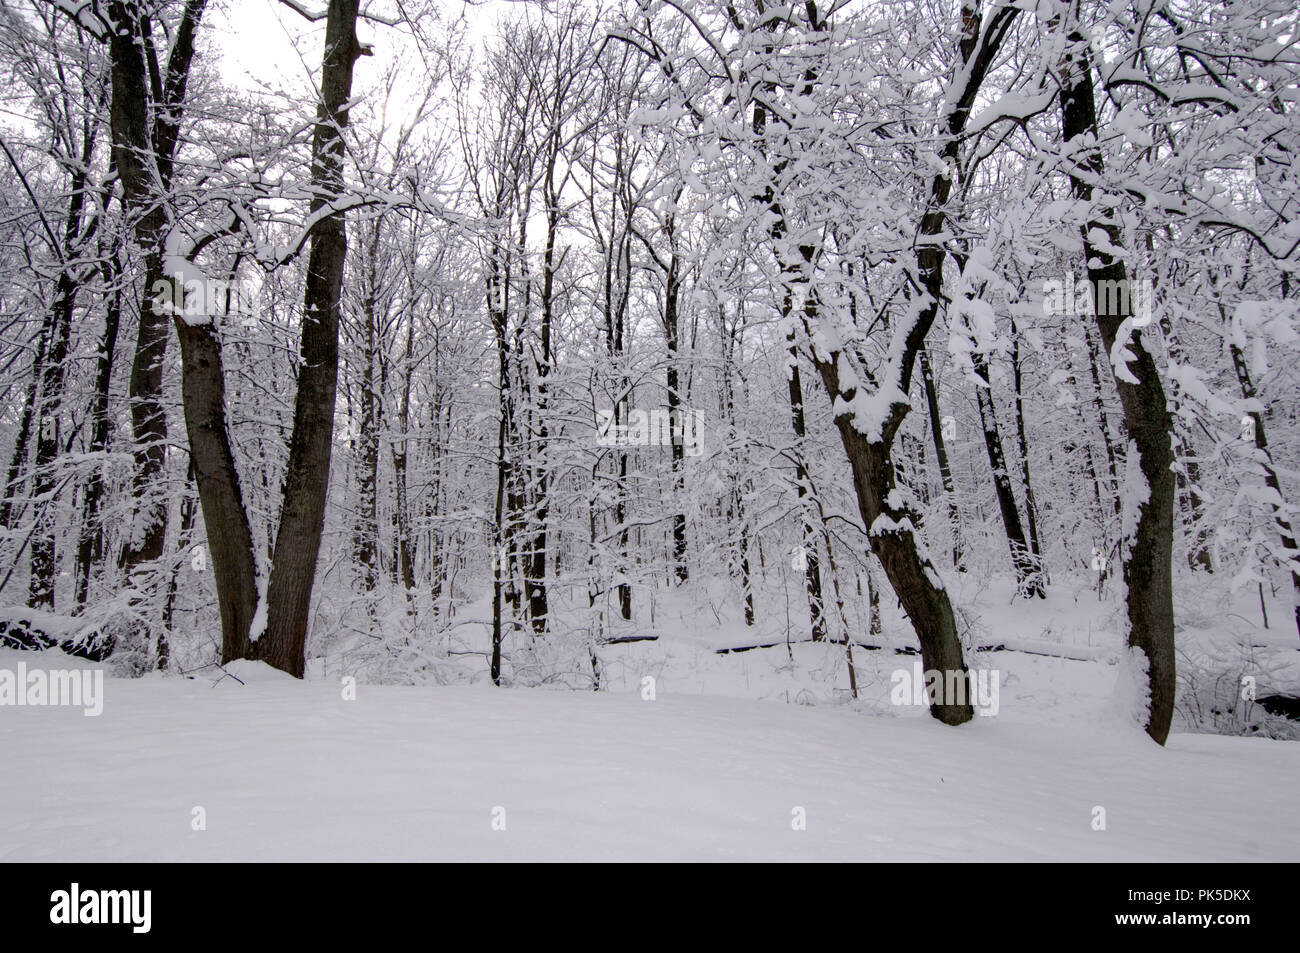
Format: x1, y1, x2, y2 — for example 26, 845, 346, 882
0, 0, 1298, 767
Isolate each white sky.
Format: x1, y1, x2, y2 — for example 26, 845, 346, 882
207, 0, 514, 95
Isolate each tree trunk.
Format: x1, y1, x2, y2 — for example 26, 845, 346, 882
173, 317, 259, 664
1008, 317, 1044, 578
786, 331, 827, 640
29, 166, 90, 610
919, 347, 964, 571
971, 349, 1043, 597
526, 181, 558, 636
786, 0, 1017, 725
355, 230, 380, 601
255, 0, 366, 677
656, 214, 688, 583
75, 252, 123, 610
392, 319, 416, 599
107, 0, 209, 622
815, 358, 974, 725
1059, 12, 1176, 744
159, 461, 200, 670
0, 316, 49, 536
1082, 319, 1123, 518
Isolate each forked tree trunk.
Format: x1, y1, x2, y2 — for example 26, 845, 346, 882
793, 0, 1017, 724
814, 358, 974, 725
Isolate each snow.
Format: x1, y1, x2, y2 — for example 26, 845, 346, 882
3, 601, 1298, 860
870, 512, 917, 537
1109, 334, 1141, 385
1119, 438, 1150, 565
1110, 644, 1152, 730
248, 588, 268, 644
7, 0, 1300, 868
833, 378, 908, 443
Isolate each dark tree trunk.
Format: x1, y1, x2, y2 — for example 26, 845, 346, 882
612, 193, 634, 622
255, 0, 366, 677
117, 252, 172, 579
1082, 319, 1123, 518
107, 0, 208, 613
0, 317, 48, 535
173, 316, 259, 664
919, 347, 963, 571
526, 181, 558, 636
491, 374, 508, 686
666, 255, 688, 582
355, 234, 380, 601
815, 358, 974, 725
740, 488, 755, 627
785, 0, 1017, 725
29, 164, 92, 610
971, 349, 1043, 597
786, 331, 827, 641
75, 255, 123, 609
488, 245, 513, 683
159, 461, 200, 670
393, 319, 416, 599
647, 206, 689, 583
1008, 318, 1044, 577
1059, 14, 1176, 744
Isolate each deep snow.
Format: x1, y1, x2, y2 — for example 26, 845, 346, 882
2, 638, 1297, 861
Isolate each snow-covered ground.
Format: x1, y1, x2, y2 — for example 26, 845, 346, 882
3, 601, 1298, 860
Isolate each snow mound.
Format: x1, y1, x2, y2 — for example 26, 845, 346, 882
214, 659, 302, 685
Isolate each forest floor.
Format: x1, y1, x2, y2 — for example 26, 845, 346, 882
3, 574, 1299, 860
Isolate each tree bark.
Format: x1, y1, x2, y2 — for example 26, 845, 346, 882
108, 0, 208, 592
28, 163, 91, 610
1008, 318, 1044, 577
75, 253, 123, 609
1058, 9, 1176, 744
786, 330, 827, 640
971, 349, 1043, 597
173, 316, 259, 664
254, 0, 366, 677
919, 347, 964, 571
